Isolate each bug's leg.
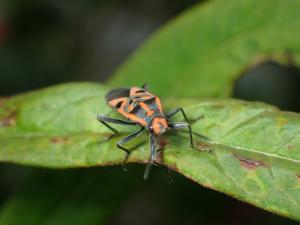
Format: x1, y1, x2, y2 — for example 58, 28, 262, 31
163, 167, 173, 183
150, 132, 157, 162
168, 122, 194, 149
142, 83, 149, 91
143, 132, 156, 179
166, 108, 190, 123
97, 115, 136, 135
117, 127, 145, 168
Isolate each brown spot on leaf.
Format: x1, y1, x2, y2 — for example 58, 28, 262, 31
154, 137, 168, 164
276, 117, 288, 127
0, 97, 10, 108
287, 145, 295, 150
0, 99, 5, 108
51, 137, 69, 144
211, 104, 225, 109
233, 153, 266, 170
196, 142, 212, 152
103, 133, 113, 137
165, 162, 179, 173
157, 136, 168, 148
0, 111, 16, 127
155, 149, 163, 164
297, 175, 300, 181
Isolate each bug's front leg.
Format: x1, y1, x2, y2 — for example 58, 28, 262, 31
97, 115, 136, 135
116, 127, 145, 166
168, 122, 194, 149
143, 132, 156, 179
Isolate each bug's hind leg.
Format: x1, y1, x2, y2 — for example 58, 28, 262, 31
164, 167, 173, 183
168, 122, 194, 149
97, 115, 136, 136
143, 133, 156, 179
166, 108, 194, 148
117, 127, 145, 168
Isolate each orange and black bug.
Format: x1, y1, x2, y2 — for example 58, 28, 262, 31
97, 84, 194, 179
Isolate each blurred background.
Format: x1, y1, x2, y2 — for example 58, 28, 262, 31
0, 0, 300, 225
0, 0, 199, 95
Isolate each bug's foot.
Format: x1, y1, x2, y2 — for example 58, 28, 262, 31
189, 114, 205, 124
189, 143, 196, 150
122, 159, 128, 171
122, 164, 128, 172
99, 132, 119, 145
121, 152, 130, 171
167, 176, 173, 184
97, 132, 120, 146
108, 131, 120, 139
164, 167, 173, 184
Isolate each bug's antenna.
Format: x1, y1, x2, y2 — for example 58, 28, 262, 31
142, 83, 149, 91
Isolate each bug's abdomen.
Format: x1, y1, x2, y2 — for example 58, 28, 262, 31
128, 97, 165, 126
106, 87, 165, 128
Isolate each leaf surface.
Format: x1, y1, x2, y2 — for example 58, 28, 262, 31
1, 83, 300, 220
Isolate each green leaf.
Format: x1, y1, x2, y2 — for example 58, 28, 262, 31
1, 82, 300, 220
108, 0, 300, 97
0, 82, 149, 168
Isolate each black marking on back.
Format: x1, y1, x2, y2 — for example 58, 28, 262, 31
143, 97, 156, 105
135, 89, 146, 93
105, 88, 130, 102
115, 101, 123, 108
130, 104, 142, 114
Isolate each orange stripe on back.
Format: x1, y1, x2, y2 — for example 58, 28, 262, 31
118, 109, 147, 126
139, 102, 155, 116
108, 97, 128, 108
155, 97, 163, 113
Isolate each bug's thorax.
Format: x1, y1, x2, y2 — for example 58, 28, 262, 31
149, 117, 168, 135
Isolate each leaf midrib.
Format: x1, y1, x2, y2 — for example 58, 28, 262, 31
2, 128, 300, 167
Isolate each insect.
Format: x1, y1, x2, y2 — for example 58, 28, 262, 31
97, 84, 194, 179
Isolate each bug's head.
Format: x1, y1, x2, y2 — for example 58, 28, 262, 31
149, 117, 168, 135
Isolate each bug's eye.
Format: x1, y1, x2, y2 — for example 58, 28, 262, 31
135, 90, 145, 93
115, 101, 123, 108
